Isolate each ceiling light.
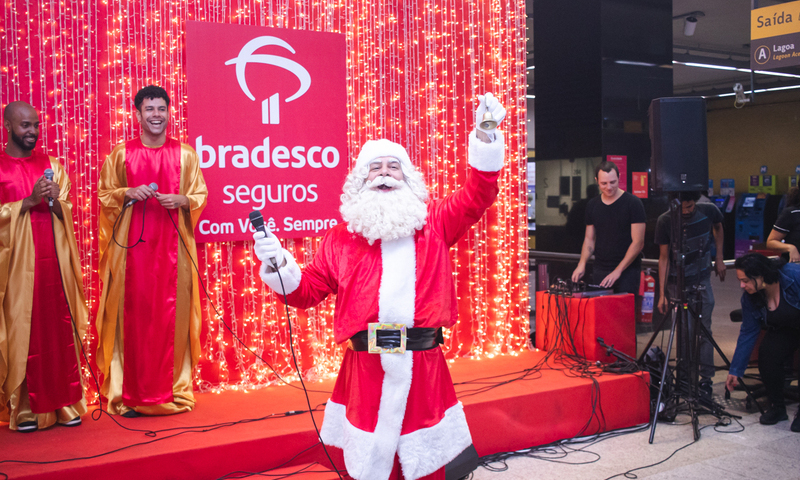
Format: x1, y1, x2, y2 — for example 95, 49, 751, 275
614, 60, 657, 67
751, 70, 800, 79
674, 61, 736, 71
674, 61, 800, 79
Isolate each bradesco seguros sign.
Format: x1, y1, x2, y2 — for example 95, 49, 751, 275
187, 21, 348, 242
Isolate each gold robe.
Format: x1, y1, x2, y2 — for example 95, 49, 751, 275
97, 140, 207, 415
0, 156, 88, 430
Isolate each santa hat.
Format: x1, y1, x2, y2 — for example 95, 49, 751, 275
354, 139, 414, 178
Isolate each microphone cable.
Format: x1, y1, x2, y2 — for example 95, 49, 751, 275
164, 212, 344, 479
107, 192, 300, 389
45, 195, 199, 437
110, 197, 150, 249
109, 196, 331, 394
41, 198, 200, 436
272, 264, 344, 480
163, 211, 331, 394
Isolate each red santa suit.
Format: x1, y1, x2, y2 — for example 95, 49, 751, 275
259, 131, 504, 480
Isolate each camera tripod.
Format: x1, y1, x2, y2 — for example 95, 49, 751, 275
638, 196, 743, 443
640, 286, 741, 442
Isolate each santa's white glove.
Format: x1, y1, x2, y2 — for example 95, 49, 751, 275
253, 229, 284, 269
475, 92, 506, 134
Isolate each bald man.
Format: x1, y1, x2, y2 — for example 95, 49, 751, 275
0, 101, 88, 432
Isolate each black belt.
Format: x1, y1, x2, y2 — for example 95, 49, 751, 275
348, 326, 444, 353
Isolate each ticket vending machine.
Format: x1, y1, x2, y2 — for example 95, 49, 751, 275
709, 195, 735, 259
709, 195, 732, 213
734, 193, 782, 258
789, 175, 800, 192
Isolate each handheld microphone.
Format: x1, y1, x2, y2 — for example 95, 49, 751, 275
43, 168, 55, 207
125, 183, 159, 208
249, 210, 278, 268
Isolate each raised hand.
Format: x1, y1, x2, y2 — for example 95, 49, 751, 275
475, 92, 507, 133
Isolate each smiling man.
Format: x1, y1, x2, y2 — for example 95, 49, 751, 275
0, 101, 88, 432
253, 94, 505, 480
572, 161, 646, 294
96, 85, 208, 417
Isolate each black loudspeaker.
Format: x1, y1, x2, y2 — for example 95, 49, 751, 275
445, 444, 479, 480
649, 97, 709, 192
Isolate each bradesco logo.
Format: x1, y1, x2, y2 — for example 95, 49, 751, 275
225, 36, 311, 125
196, 34, 341, 171
187, 21, 347, 241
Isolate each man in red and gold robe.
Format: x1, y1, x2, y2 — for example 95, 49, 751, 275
97, 86, 207, 417
0, 101, 88, 432
254, 94, 506, 480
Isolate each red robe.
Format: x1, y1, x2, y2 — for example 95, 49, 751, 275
259, 132, 504, 480
96, 138, 207, 415
0, 151, 87, 429
122, 138, 181, 406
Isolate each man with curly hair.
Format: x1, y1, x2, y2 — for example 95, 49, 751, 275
97, 85, 207, 417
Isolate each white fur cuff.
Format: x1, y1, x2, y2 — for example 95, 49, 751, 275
319, 398, 472, 480
397, 402, 473, 480
468, 129, 505, 172
258, 249, 302, 295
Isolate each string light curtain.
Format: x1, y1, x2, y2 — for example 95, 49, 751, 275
0, 0, 529, 399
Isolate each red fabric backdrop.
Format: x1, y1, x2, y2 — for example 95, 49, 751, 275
0, 0, 529, 401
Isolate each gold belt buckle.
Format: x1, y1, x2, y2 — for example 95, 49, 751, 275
368, 323, 407, 354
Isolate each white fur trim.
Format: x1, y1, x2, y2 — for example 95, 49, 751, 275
319, 352, 413, 480
318, 399, 345, 447
320, 396, 403, 480
320, 400, 473, 480
397, 402, 473, 480
379, 237, 416, 328
355, 139, 415, 178
317, 237, 417, 480
258, 249, 302, 295
468, 129, 505, 172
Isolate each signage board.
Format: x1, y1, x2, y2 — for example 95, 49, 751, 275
187, 21, 348, 241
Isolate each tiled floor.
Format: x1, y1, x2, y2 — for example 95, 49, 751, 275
473, 273, 800, 480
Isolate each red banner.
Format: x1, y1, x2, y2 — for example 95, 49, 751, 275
187, 21, 348, 241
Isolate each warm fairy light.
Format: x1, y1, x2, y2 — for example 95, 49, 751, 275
1, 0, 529, 398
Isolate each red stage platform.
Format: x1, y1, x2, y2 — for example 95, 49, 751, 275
0, 350, 650, 480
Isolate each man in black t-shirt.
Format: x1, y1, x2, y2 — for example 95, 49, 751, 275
654, 191, 726, 396
571, 161, 646, 294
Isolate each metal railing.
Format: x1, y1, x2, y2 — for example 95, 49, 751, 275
528, 250, 738, 269
527, 249, 745, 295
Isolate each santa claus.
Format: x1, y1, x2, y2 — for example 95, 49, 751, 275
254, 93, 506, 480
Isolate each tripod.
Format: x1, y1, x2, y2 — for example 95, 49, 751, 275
639, 196, 741, 443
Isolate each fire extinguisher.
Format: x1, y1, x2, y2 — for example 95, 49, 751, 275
641, 268, 656, 323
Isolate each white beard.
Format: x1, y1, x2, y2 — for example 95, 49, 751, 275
340, 176, 428, 245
